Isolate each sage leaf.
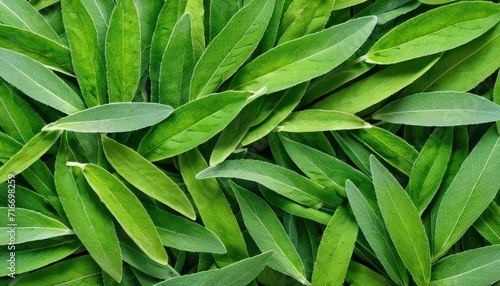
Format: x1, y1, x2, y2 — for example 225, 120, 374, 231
345, 261, 394, 286
277, 110, 370, 132
474, 202, 500, 244
208, 0, 239, 41
373, 92, 500, 126
43, 103, 173, 133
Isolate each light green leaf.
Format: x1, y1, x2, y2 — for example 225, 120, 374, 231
197, 159, 331, 208
138, 91, 251, 162
493, 66, 500, 135
208, 0, 239, 41
373, 92, 500, 126
73, 162, 168, 265
190, 0, 275, 98
474, 202, 500, 244
232, 182, 309, 285
366, 1, 500, 64
345, 261, 394, 286
29, 0, 60, 10
105, 0, 141, 103
332, 131, 372, 175
311, 205, 358, 286
179, 148, 248, 267
277, 110, 370, 132
370, 156, 431, 286
62, 0, 107, 107
183, 0, 205, 55
0, 48, 85, 114
230, 16, 376, 94
345, 181, 410, 286
102, 136, 195, 219
312, 55, 440, 113
0, 184, 55, 219
0, 24, 73, 75
408, 128, 453, 213
356, 0, 421, 25
43, 103, 173, 133
9, 255, 102, 285
146, 207, 226, 254
55, 132, 122, 282
80, 0, 114, 49
430, 245, 500, 286
258, 0, 285, 52
418, 0, 459, 6
0, 130, 62, 184
333, 0, 368, 10
156, 251, 273, 286
0, 207, 74, 245
434, 127, 500, 259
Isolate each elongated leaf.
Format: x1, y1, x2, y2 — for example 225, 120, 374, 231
179, 148, 248, 267
333, 0, 367, 10
345, 181, 410, 286
373, 92, 500, 126
102, 136, 195, 219
183, 0, 205, 55
312, 55, 440, 113
208, 0, 239, 41
366, 2, 500, 64
277, 110, 370, 132
434, 127, 500, 259
72, 162, 168, 265
232, 182, 309, 285
44, 103, 173, 133
0, 184, 55, 219
352, 126, 419, 176
0, 0, 62, 43
312, 205, 358, 286
138, 91, 251, 161
81, 0, 114, 48
474, 202, 500, 244
431, 245, 500, 286
332, 131, 372, 175
230, 16, 376, 94
55, 133, 122, 281
370, 156, 431, 286
190, 0, 275, 98
157, 251, 273, 286
495, 67, 500, 134
197, 159, 333, 208
408, 128, 453, 213
105, 0, 141, 103
258, 0, 285, 52
9, 255, 102, 285
0, 24, 73, 75
146, 207, 225, 254
0, 48, 85, 114
62, 0, 107, 107
345, 261, 394, 286
0, 207, 73, 245
0, 130, 62, 183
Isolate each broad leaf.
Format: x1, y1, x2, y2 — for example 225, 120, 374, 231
277, 110, 370, 132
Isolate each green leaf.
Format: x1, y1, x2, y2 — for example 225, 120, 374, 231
345, 261, 394, 286
55, 133, 122, 282
197, 159, 331, 208
493, 66, 500, 134
408, 128, 453, 213
0, 24, 73, 75
418, 0, 456, 5
277, 110, 370, 132
332, 131, 372, 175
146, 207, 226, 254
433, 127, 500, 259
62, 0, 107, 107
179, 148, 248, 267
333, 0, 368, 10
232, 182, 309, 285
311, 205, 358, 286
312, 55, 440, 113
356, 0, 421, 25
0, 207, 74, 245
0, 184, 56, 219
208, 0, 240, 41
430, 245, 500, 286
366, 1, 500, 64
370, 156, 431, 286
345, 181, 410, 286
105, 0, 141, 103
190, 0, 275, 98
0, 130, 62, 184
157, 251, 273, 286
373, 92, 500, 126
0, 48, 85, 114
80, 0, 114, 49
43, 103, 173, 133
474, 202, 500, 244
138, 91, 252, 161
102, 136, 195, 219
352, 126, 419, 176
73, 162, 168, 265
230, 16, 376, 94
9, 255, 102, 285
258, 0, 285, 52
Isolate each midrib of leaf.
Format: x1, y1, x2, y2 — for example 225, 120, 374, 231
433, 259, 499, 283
0, 3, 30, 31
92, 0, 110, 26
378, 109, 500, 116
17, 238, 79, 252
476, 216, 500, 240
0, 93, 25, 142
53, 272, 102, 286
364, 132, 416, 170
437, 136, 500, 256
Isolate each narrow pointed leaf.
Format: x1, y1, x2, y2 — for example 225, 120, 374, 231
277, 110, 370, 132
81, 0, 114, 48
345, 261, 394, 286
474, 202, 500, 244
367, 2, 500, 64
105, 0, 141, 103
208, 0, 239, 41
43, 103, 173, 133
102, 136, 195, 219
232, 182, 309, 285
371, 156, 431, 286
0, 48, 85, 114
